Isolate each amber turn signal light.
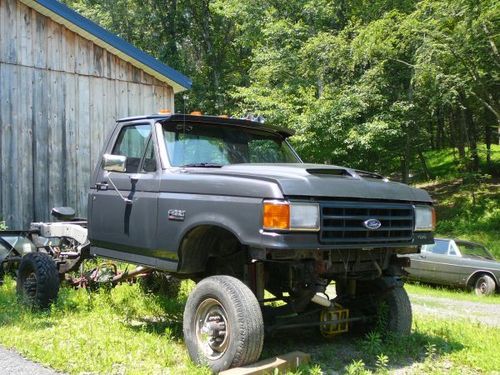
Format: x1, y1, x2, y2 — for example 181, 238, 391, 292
263, 201, 290, 230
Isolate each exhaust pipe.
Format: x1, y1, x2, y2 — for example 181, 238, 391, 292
311, 294, 331, 308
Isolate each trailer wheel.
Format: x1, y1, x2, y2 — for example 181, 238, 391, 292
16, 253, 59, 309
183, 275, 264, 372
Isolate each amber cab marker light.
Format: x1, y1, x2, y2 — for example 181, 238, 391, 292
190, 111, 202, 116
263, 201, 290, 230
432, 207, 436, 230
218, 114, 229, 118
158, 109, 171, 114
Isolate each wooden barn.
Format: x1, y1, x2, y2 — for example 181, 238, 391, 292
0, 0, 191, 228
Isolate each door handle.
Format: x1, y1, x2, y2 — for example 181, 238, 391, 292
419, 255, 426, 259
96, 182, 109, 191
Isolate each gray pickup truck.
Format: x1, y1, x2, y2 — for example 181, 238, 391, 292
4, 114, 434, 372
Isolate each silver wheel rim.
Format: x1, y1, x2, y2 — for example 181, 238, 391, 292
477, 280, 487, 294
195, 298, 230, 360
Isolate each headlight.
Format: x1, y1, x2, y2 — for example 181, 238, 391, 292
414, 205, 435, 231
263, 201, 320, 231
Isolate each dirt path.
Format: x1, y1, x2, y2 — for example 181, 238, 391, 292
409, 293, 500, 327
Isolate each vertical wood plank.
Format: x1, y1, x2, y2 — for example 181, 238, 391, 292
116, 80, 129, 120
32, 9, 47, 69
133, 82, 144, 116
61, 26, 76, 74
76, 75, 91, 217
3, 0, 17, 64
90, 76, 105, 172
32, 67, 49, 221
18, 1, 33, 67
19, 65, 34, 227
47, 70, 64, 212
143, 84, 154, 115
0, 64, 20, 227
64, 74, 78, 211
103, 77, 117, 140
92, 45, 104, 77
47, 20, 62, 71
75, 35, 91, 75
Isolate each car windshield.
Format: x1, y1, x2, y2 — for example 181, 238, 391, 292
422, 239, 450, 254
162, 123, 300, 167
457, 242, 495, 260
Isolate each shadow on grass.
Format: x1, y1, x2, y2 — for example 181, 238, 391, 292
263, 326, 464, 373
125, 314, 184, 339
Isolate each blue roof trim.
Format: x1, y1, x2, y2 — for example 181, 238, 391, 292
34, 0, 192, 90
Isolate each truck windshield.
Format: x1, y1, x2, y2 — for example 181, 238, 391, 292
162, 123, 300, 167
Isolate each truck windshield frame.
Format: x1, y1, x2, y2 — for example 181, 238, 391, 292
162, 122, 301, 167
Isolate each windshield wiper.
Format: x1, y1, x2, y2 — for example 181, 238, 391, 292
180, 163, 224, 168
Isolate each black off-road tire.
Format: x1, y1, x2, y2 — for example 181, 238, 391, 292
474, 274, 496, 296
348, 277, 412, 337
183, 275, 264, 372
379, 285, 412, 335
16, 253, 59, 309
140, 271, 181, 298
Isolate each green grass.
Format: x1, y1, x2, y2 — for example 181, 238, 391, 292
0, 277, 208, 375
413, 144, 500, 182
405, 282, 500, 304
409, 144, 500, 259
265, 312, 500, 374
1, 277, 499, 374
417, 179, 500, 259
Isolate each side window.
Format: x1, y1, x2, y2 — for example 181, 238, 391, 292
426, 240, 450, 255
112, 125, 153, 173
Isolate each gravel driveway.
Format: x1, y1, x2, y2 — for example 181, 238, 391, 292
409, 293, 500, 327
0, 347, 62, 375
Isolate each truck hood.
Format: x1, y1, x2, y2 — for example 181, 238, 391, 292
185, 163, 432, 203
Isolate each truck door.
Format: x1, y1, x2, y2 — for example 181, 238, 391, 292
89, 123, 160, 257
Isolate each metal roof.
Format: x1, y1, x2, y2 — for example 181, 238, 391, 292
20, 0, 192, 93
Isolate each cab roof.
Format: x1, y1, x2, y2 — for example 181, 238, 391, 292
116, 114, 295, 138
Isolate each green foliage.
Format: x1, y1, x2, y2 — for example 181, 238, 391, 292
60, 0, 499, 181
0, 221, 6, 230
0, 277, 209, 375
419, 177, 500, 258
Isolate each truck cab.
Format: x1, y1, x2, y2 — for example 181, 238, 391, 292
86, 113, 435, 371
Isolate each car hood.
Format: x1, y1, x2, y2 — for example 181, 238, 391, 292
185, 163, 432, 203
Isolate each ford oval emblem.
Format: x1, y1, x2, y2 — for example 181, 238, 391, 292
363, 218, 382, 230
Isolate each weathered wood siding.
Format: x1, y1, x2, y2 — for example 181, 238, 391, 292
0, 0, 175, 228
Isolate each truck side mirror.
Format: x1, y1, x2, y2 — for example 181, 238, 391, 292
102, 154, 127, 172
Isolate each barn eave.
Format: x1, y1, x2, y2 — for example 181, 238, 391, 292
20, 0, 192, 93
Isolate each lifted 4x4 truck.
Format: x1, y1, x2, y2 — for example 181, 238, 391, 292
0, 114, 434, 372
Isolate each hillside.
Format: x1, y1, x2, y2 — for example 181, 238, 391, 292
414, 144, 500, 258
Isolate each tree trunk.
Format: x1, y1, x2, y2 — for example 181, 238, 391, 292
455, 108, 466, 160
465, 106, 480, 171
418, 150, 432, 180
485, 108, 495, 166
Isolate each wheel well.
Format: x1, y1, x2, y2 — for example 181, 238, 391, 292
178, 225, 246, 277
467, 271, 498, 289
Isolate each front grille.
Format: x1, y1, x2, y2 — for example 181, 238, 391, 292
320, 201, 414, 246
